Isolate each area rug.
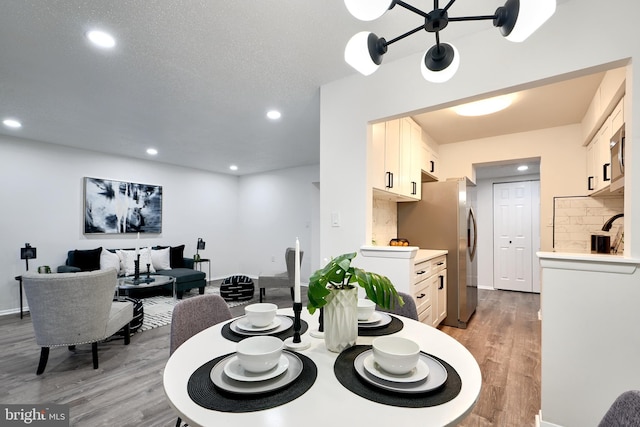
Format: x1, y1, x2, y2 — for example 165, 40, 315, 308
138, 286, 252, 333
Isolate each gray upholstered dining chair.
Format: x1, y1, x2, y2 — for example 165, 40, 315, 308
170, 293, 232, 427
598, 390, 640, 427
257, 247, 303, 303
22, 269, 134, 375
373, 291, 419, 321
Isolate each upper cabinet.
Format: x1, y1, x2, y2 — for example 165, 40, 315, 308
421, 131, 440, 181
582, 67, 626, 196
371, 118, 422, 201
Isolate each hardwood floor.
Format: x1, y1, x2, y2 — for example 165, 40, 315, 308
439, 289, 541, 426
0, 287, 540, 426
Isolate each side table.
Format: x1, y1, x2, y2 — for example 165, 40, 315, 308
194, 258, 211, 282
15, 276, 23, 319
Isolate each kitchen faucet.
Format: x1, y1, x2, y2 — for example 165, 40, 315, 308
602, 213, 624, 231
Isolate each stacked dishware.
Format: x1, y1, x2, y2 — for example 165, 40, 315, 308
211, 304, 302, 394
357, 299, 393, 330
353, 336, 448, 393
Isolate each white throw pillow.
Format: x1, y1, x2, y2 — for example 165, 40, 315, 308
117, 248, 156, 276
151, 247, 172, 271
100, 250, 121, 274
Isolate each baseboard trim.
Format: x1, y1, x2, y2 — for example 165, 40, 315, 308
537, 410, 564, 427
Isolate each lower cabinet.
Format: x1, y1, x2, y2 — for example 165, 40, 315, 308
357, 247, 448, 327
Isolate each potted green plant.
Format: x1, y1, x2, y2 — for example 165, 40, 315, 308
307, 252, 403, 352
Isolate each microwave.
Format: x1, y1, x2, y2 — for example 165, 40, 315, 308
610, 134, 624, 191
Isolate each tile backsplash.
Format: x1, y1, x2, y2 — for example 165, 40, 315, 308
554, 196, 624, 253
372, 195, 397, 246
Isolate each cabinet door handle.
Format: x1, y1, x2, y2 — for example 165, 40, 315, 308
411, 181, 417, 195
588, 176, 594, 191
416, 270, 426, 275
603, 163, 611, 182
416, 293, 426, 299
386, 171, 394, 189
436, 262, 444, 266
430, 160, 435, 173
438, 275, 444, 290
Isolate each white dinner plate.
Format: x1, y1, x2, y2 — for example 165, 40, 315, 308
235, 316, 282, 332
354, 350, 448, 394
358, 311, 382, 324
229, 315, 293, 336
362, 354, 429, 383
223, 354, 289, 382
357, 312, 392, 329
210, 351, 303, 394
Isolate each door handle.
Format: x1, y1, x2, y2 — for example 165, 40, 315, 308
416, 270, 426, 275
430, 160, 435, 173
411, 181, 417, 195
588, 176, 594, 191
438, 275, 444, 290
417, 293, 426, 299
385, 172, 394, 189
603, 163, 611, 182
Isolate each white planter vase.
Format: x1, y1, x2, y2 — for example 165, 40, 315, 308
323, 287, 358, 353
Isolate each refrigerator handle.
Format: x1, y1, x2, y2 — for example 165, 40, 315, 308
468, 207, 477, 262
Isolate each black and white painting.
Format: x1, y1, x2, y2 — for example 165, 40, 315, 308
84, 177, 162, 234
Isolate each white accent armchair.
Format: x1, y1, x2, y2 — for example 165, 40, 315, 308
22, 269, 133, 375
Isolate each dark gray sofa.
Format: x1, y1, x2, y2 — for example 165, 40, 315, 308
58, 246, 206, 299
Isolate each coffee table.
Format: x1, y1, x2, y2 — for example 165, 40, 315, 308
118, 274, 176, 299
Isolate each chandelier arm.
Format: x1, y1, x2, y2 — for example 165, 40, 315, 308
385, 24, 427, 46
394, 1, 430, 19
448, 14, 498, 22
442, 0, 457, 13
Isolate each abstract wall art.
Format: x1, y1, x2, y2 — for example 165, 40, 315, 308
84, 177, 162, 234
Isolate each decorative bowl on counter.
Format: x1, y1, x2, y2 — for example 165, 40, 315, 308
389, 238, 410, 246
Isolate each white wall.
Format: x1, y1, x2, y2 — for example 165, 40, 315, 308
320, 0, 639, 262
237, 165, 320, 281
0, 135, 319, 314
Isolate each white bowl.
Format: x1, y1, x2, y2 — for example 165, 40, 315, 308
236, 336, 283, 373
372, 336, 420, 375
357, 298, 376, 321
244, 303, 277, 327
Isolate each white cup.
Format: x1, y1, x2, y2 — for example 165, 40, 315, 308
244, 303, 277, 327
236, 336, 283, 373
372, 336, 420, 375
357, 298, 376, 321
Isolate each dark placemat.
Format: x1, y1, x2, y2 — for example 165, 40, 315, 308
358, 315, 404, 336
221, 316, 309, 342
187, 350, 317, 412
334, 345, 461, 408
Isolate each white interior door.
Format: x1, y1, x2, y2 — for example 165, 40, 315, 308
493, 181, 533, 292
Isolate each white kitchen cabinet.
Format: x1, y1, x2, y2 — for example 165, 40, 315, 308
610, 96, 624, 136
585, 105, 618, 195
420, 131, 440, 181
357, 246, 447, 327
370, 118, 421, 201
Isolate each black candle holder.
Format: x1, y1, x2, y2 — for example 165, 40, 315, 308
133, 254, 141, 285
284, 302, 310, 350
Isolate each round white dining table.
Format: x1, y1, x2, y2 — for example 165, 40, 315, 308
163, 308, 481, 427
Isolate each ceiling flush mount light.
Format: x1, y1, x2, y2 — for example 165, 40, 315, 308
343, 0, 556, 83
452, 94, 515, 116
229, 165, 238, 171
86, 29, 116, 49
267, 110, 282, 120
3, 118, 22, 129
146, 148, 158, 155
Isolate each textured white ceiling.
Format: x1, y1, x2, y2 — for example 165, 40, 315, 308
1, 1, 585, 175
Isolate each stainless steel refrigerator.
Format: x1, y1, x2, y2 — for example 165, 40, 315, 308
397, 177, 478, 328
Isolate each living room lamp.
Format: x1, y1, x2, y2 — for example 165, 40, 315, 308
195, 238, 206, 261
20, 243, 37, 271
344, 0, 556, 83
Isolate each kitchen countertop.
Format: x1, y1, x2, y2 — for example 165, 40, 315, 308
537, 251, 640, 274
360, 245, 447, 261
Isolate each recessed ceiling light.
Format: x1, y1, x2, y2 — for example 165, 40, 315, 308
86, 30, 116, 49
267, 110, 281, 120
517, 165, 529, 171
3, 118, 22, 129
452, 94, 515, 117
229, 165, 238, 171
146, 148, 158, 155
